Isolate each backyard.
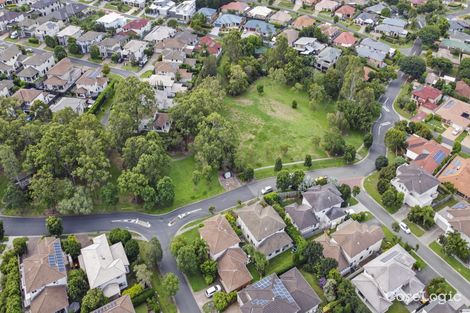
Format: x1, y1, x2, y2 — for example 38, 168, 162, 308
223, 77, 364, 168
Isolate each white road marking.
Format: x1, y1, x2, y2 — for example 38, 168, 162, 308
111, 218, 151, 228
383, 106, 390, 112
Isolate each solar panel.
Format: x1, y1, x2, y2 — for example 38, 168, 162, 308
380, 250, 399, 263
433, 151, 446, 164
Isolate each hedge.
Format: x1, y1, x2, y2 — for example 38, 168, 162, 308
87, 80, 115, 114
131, 288, 155, 306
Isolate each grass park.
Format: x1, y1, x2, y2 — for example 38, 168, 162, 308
223, 77, 364, 169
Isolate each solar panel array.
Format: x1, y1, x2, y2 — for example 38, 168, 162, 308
47, 242, 66, 272
380, 250, 399, 263
251, 275, 295, 304
433, 150, 446, 164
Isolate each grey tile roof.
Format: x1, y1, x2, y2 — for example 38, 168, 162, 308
49, 3, 87, 21
77, 31, 105, 42
280, 268, 321, 313
395, 164, 440, 194
317, 46, 342, 62
355, 12, 378, 22
360, 37, 391, 53
18, 66, 39, 78
285, 203, 318, 230
356, 45, 386, 62
257, 231, 292, 256
32, 0, 59, 9
23, 52, 53, 66
302, 184, 343, 212
0, 80, 14, 90
237, 202, 286, 241
365, 2, 388, 14
0, 45, 20, 63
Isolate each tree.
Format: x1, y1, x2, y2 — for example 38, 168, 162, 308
54, 45, 67, 61
323, 68, 341, 99
117, 169, 148, 201
441, 232, 470, 261
375, 156, 389, 170
0, 144, 20, 182
408, 205, 435, 229
417, 25, 441, 46
162, 272, 180, 296
157, 176, 175, 207
200, 259, 217, 284
327, 112, 349, 133
57, 186, 94, 215
381, 7, 391, 16
81, 288, 107, 313
304, 155, 312, 167
176, 245, 199, 274
222, 30, 243, 62
382, 188, 404, 212
426, 277, 455, 298
44, 35, 57, 48
308, 83, 326, 108
400, 56, 426, 80
144, 236, 163, 267
226, 64, 249, 96
46, 216, 63, 236
124, 239, 140, 263
276, 169, 291, 191
385, 128, 407, 154
343, 144, 356, 163
459, 58, 470, 80
134, 263, 152, 287
90, 45, 101, 60
363, 133, 373, 148
30, 99, 52, 122
3, 183, 26, 210
62, 235, 81, 258
193, 112, 238, 178
68, 37, 80, 55
322, 131, 346, 156
430, 57, 453, 76
13, 237, 27, 256
257, 84, 264, 95
68, 269, 89, 303
291, 170, 305, 190
338, 184, 351, 203
302, 241, 323, 265
274, 158, 283, 171
213, 291, 237, 311
316, 257, 338, 277
100, 183, 119, 206
0, 221, 3, 241
109, 228, 131, 245
102, 63, 110, 76
252, 250, 268, 275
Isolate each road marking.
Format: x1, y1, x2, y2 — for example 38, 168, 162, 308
383, 106, 390, 112
377, 122, 391, 135
111, 218, 151, 228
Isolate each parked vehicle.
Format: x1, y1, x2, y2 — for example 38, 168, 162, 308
205, 285, 221, 298
399, 222, 411, 234
10, 31, 18, 39
261, 186, 273, 195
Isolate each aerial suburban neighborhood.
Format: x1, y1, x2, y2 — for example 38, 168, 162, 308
1, 0, 470, 311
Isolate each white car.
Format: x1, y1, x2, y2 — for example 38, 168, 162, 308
399, 222, 411, 234
9, 31, 18, 39
261, 186, 273, 195
205, 285, 221, 298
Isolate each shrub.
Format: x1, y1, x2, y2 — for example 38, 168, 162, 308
392, 222, 400, 232
131, 288, 155, 306
123, 283, 144, 299
87, 80, 115, 114
292, 100, 298, 109
213, 291, 237, 311
28, 37, 39, 44
263, 192, 281, 205
375, 156, 388, 170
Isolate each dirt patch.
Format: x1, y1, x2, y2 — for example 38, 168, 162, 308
236, 98, 254, 106
109, 149, 124, 170
265, 100, 301, 121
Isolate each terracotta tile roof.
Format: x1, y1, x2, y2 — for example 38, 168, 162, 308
218, 247, 252, 292
44, 76, 68, 86
221, 1, 249, 13
333, 31, 356, 46
31, 286, 68, 313
292, 15, 315, 29
455, 80, 470, 99
406, 134, 450, 174
196, 35, 221, 55
315, 233, 349, 272
438, 156, 470, 198
122, 18, 149, 31
13, 88, 43, 103
91, 295, 135, 313
445, 205, 470, 238
412, 85, 442, 102
47, 57, 74, 76
154, 61, 179, 73
335, 4, 355, 15
198, 215, 240, 257
22, 237, 67, 293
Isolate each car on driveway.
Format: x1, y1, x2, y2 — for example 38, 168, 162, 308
261, 186, 273, 195
399, 222, 411, 234
205, 285, 221, 298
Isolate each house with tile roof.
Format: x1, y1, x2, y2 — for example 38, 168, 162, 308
77, 31, 105, 53
78, 234, 130, 298
435, 201, 470, 243
356, 38, 393, 68
144, 25, 176, 43
247, 6, 273, 20
213, 13, 244, 30
196, 35, 222, 57
243, 19, 276, 37
197, 7, 217, 21
35, 20, 61, 41
237, 202, 293, 260
335, 5, 355, 19
269, 10, 292, 25
220, 1, 250, 14
17, 51, 55, 83
333, 31, 357, 47
91, 295, 135, 313
314, 46, 341, 71
0, 79, 13, 97
75, 68, 108, 98
319, 23, 341, 41
391, 163, 440, 207
13, 88, 51, 111
98, 35, 127, 58
438, 156, 470, 198
237, 267, 320, 313
315, 0, 340, 12
435, 97, 470, 130
56, 25, 83, 46
354, 12, 379, 25
121, 18, 151, 38
315, 220, 384, 275
292, 15, 315, 29
405, 134, 450, 174
276, 28, 299, 46
20, 237, 68, 308
412, 85, 443, 112
455, 80, 470, 99
48, 3, 89, 22
352, 244, 425, 313
44, 57, 83, 93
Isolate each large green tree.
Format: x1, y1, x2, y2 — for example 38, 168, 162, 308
400, 56, 426, 80
80, 288, 107, 313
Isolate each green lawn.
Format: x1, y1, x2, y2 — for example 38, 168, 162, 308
123, 64, 141, 72
386, 301, 409, 313
363, 171, 382, 205
403, 218, 425, 237
140, 70, 153, 78
429, 241, 470, 282
393, 83, 413, 119
0, 174, 9, 200
166, 156, 224, 212
247, 263, 261, 282
425, 118, 446, 134
456, 131, 468, 143
254, 158, 347, 179
134, 304, 147, 313
223, 77, 364, 168
300, 270, 327, 302
266, 250, 295, 275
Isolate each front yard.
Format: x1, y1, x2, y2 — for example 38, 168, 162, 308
223, 77, 364, 169
429, 241, 470, 282
403, 218, 425, 237
363, 171, 382, 206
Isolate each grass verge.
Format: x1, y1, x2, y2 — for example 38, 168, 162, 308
429, 241, 470, 282
403, 218, 425, 237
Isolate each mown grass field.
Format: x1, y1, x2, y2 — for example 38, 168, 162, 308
223, 77, 364, 168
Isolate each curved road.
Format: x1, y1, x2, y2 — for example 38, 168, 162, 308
11, 39, 470, 313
